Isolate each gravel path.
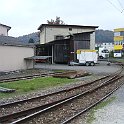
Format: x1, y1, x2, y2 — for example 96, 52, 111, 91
34, 61, 120, 75
91, 84, 124, 124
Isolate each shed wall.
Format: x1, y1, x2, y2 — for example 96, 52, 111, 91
0, 25, 8, 36
0, 45, 34, 72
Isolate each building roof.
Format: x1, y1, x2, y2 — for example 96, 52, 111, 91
114, 28, 124, 32
0, 23, 11, 31
0, 35, 34, 47
38, 24, 98, 30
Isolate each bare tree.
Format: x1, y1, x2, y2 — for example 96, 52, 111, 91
47, 16, 65, 25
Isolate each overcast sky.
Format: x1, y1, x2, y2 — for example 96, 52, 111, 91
1, 0, 124, 37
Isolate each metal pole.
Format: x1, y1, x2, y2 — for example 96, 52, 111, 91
52, 45, 54, 64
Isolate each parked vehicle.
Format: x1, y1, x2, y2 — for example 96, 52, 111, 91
98, 47, 109, 59
76, 49, 98, 66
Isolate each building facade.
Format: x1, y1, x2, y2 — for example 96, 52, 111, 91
0, 23, 11, 36
114, 28, 124, 57
38, 24, 98, 50
95, 42, 114, 52
36, 31, 96, 64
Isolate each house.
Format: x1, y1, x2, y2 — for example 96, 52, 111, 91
95, 42, 114, 52
0, 35, 34, 72
0, 23, 11, 36
36, 31, 98, 64
38, 24, 98, 49
37, 24, 98, 64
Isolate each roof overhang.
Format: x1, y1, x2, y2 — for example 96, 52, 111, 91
38, 24, 98, 30
0, 23, 11, 31
24, 56, 52, 60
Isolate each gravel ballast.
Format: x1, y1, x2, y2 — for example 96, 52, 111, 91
91, 83, 124, 124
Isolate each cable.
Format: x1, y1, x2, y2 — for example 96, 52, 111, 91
117, 0, 124, 9
117, 0, 124, 13
107, 0, 122, 12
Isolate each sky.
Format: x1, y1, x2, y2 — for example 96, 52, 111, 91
1, 0, 124, 37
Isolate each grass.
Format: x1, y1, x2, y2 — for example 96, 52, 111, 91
86, 96, 116, 124
0, 77, 75, 98
110, 58, 124, 64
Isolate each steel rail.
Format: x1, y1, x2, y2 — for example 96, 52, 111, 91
10, 74, 122, 124
0, 96, 72, 123
0, 75, 112, 123
0, 64, 123, 123
61, 76, 124, 124
0, 75, 110, 108
0, 73, 55, 83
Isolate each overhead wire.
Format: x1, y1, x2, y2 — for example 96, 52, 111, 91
117, 0, 124, 13
117, 0, 124, 10
107, 0, 122, 13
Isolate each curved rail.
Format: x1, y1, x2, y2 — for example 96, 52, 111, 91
0, 64, 123, 124
6, 73, 123, 123
0, 75, 110, 107
0, 75, 111, 123
61, 76, 123, 124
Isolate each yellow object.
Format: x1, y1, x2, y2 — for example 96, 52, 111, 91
114, 45, 123, 50
114, 36, 124, 41
77, 49, 96, 54
114, 28, 124, 32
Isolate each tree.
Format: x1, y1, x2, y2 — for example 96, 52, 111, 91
28, 38, 34, 43
47, 16, 65, 25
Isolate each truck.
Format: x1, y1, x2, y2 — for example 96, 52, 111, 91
98, 47, 109, 59
76, 49, 98, 66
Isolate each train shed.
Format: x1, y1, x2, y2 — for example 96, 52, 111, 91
36, 31, 94, 64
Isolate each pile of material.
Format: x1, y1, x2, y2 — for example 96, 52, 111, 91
53, 70, 89, 79
0, 87, 15, 93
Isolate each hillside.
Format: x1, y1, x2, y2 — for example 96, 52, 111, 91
17, 29, 114, 44
17, 32, 40, 44
95, 29, 114, 43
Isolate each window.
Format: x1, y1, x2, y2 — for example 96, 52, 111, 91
69, 28, 72, 31
102, 49, 109, 53
114, 32, 120, 36
120, 32, 124, 36
54, 35, 64, 40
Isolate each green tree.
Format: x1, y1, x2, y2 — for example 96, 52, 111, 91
28, 38, 34, 43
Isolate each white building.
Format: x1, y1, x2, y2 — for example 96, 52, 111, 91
0, 23, 11, 36
38, 24, 98, 49
96, 42, 114, 52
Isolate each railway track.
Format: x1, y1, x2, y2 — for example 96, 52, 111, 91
0, 67, 123, 124
0, 72, 56, 83
0, 72, 61, 93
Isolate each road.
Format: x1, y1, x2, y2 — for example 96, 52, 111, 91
34, 61, 120, 75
